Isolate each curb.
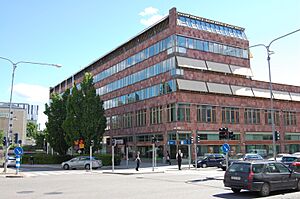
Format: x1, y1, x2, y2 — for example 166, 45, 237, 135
103, 171, 164, 175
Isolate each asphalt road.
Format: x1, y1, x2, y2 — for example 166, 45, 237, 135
1, 167, 300, 199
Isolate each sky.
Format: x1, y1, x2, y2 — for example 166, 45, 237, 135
1, 0, 300, 129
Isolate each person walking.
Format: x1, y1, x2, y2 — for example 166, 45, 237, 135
166, 150, 171, 165
135, 151, 141, 171
176, 149, 183, 170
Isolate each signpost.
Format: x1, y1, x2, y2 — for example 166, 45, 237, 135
14, 146, 23, 175
222, 143, 230, 170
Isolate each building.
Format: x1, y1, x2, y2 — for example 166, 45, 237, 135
50, 8, 300, 159
0, 103, 27, 145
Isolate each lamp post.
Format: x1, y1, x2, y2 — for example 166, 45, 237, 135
249, 28, 300, 161
0, 56, 61, 173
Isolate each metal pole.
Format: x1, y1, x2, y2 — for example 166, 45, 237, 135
126, 146, 129, 169
90, 145, 92, 172
152, 143, 155, 171
267, 52, 276, 161
188, 144, 191, 169
4, 64, 17, 173
112, 145, 115, 172
194, 142, 197, 170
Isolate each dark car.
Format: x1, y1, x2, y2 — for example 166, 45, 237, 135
224, 161, 300, 196
194, 154, 224, 168
281, 156, 298, 167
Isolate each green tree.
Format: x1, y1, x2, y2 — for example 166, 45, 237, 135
44, 91, 70, 155
26, 122, 38, 138
0, 130, 4, 147
63, 73, 106, 153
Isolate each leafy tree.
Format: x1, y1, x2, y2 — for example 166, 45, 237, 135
44, 91, 70, 155
26, 122, 38, 138
0, 130, 4, 147
35, 131, 46, 149
63, 73, 106, 153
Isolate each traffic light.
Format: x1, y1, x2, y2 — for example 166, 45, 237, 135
275, 131, 280, 141
190, 136, 194, 144
219, 128, 227, 140
2, 137, 6, 146
228, 131, 235, 140
196, 134, 201, 143
14, 133, 18, 144
151, 136, 157, 144
111, 139, 116, 146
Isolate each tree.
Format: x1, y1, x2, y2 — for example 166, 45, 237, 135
26, 122, 38, 138
63, 72, 106, 153
44, 91, 70, 155
0, 130, 4, 147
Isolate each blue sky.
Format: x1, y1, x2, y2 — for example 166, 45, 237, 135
1, 0, 300, 128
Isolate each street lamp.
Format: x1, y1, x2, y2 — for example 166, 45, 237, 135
0, 56, 61, 173
249, 28, 300, 161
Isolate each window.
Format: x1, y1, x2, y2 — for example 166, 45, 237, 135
123, 112, 133, 128
167, 103, 176, 122
284, 111, 297, 126
275, 163, 290, 173
150, 106, 163, 124
197, 105, 216, 123
177, 103, 190, 122
264, 110, 280, 125
244, 108, 261, 124
245, 134, 273, 141
252, 164, 264, 173
136, 109, 147, 127
222, 107, 240, 124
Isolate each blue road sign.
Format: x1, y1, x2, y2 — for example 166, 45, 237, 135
222, 143, 230, 153
14, 147, 23, 155
168, 140, 176, 145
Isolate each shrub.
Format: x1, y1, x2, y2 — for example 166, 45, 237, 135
21, 154, 72, 164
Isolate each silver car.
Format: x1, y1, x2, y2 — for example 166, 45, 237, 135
61, 156, 102, 170
2, 156, 16, 167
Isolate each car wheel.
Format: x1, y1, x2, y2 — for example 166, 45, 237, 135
63, 164, 69, 170
231, 188, 241, 193
85, 164, 90, 170
222, 167, 226, 171
202, 164, 207, 168
296, 180, 300, 191
259, 183, 270, 197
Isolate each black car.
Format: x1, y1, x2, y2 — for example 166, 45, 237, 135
224, 161, 300, 196
281, 156, 298, 167
194, 154, 224, 168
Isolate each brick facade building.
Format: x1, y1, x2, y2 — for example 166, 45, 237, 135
51, 8, 300, 159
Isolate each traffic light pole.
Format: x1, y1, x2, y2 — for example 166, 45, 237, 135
188, 144, 191, 169
152, 143, 155, 171
194, 142, 197, 170
112, 145, 115, 173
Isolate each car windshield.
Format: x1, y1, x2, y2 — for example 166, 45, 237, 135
228, 163, 250, 173
245, 154, 263, 160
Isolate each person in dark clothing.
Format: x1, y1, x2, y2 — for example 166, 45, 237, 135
166, 151, 171, 165
176, 150, 183, 170
135, 151, 141, 171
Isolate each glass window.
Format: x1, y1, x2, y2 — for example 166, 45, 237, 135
178, 36, 186, 47
222, 107, 240, 124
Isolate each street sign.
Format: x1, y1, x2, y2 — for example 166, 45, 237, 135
14, 147, 23, 155
167, 140, 176, 145
222, 143, 230, 153
16, 155, 21, 169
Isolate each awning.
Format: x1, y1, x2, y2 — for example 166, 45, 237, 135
231, 85, 254, 97
230, 65, 253, 77
177, 79, 208, 92
207, 82, 232, 95
176, 56, 207, 70
206, 61, 231, 73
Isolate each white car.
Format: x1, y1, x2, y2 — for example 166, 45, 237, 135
61, 156, 102, 170
268, 153, 291, 161
2, 156, 16, 167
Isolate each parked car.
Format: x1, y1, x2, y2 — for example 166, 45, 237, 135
290, 158, 300, 172
242, 153, 263, 161
281, 156, 298, 167
268, 153, 291, 161
61, 156, 102, 170
293, 152, 300, 157
2, 156, 16, 167
193, 154, 224, 168
224, 161, 300, 196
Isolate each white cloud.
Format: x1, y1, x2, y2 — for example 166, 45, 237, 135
13, 83, 49, 130
139, 7, 159, 17
140, 14, 164, 26
139, 7, 164, 26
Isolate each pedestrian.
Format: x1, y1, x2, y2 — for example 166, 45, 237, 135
176, 149, 183, 170
166, 151, 171, 165
135, 151, 141, 171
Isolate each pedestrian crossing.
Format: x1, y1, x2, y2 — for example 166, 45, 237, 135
22, 170, 102, 177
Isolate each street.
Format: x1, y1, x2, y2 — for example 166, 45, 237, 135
1, 165, 300, 199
